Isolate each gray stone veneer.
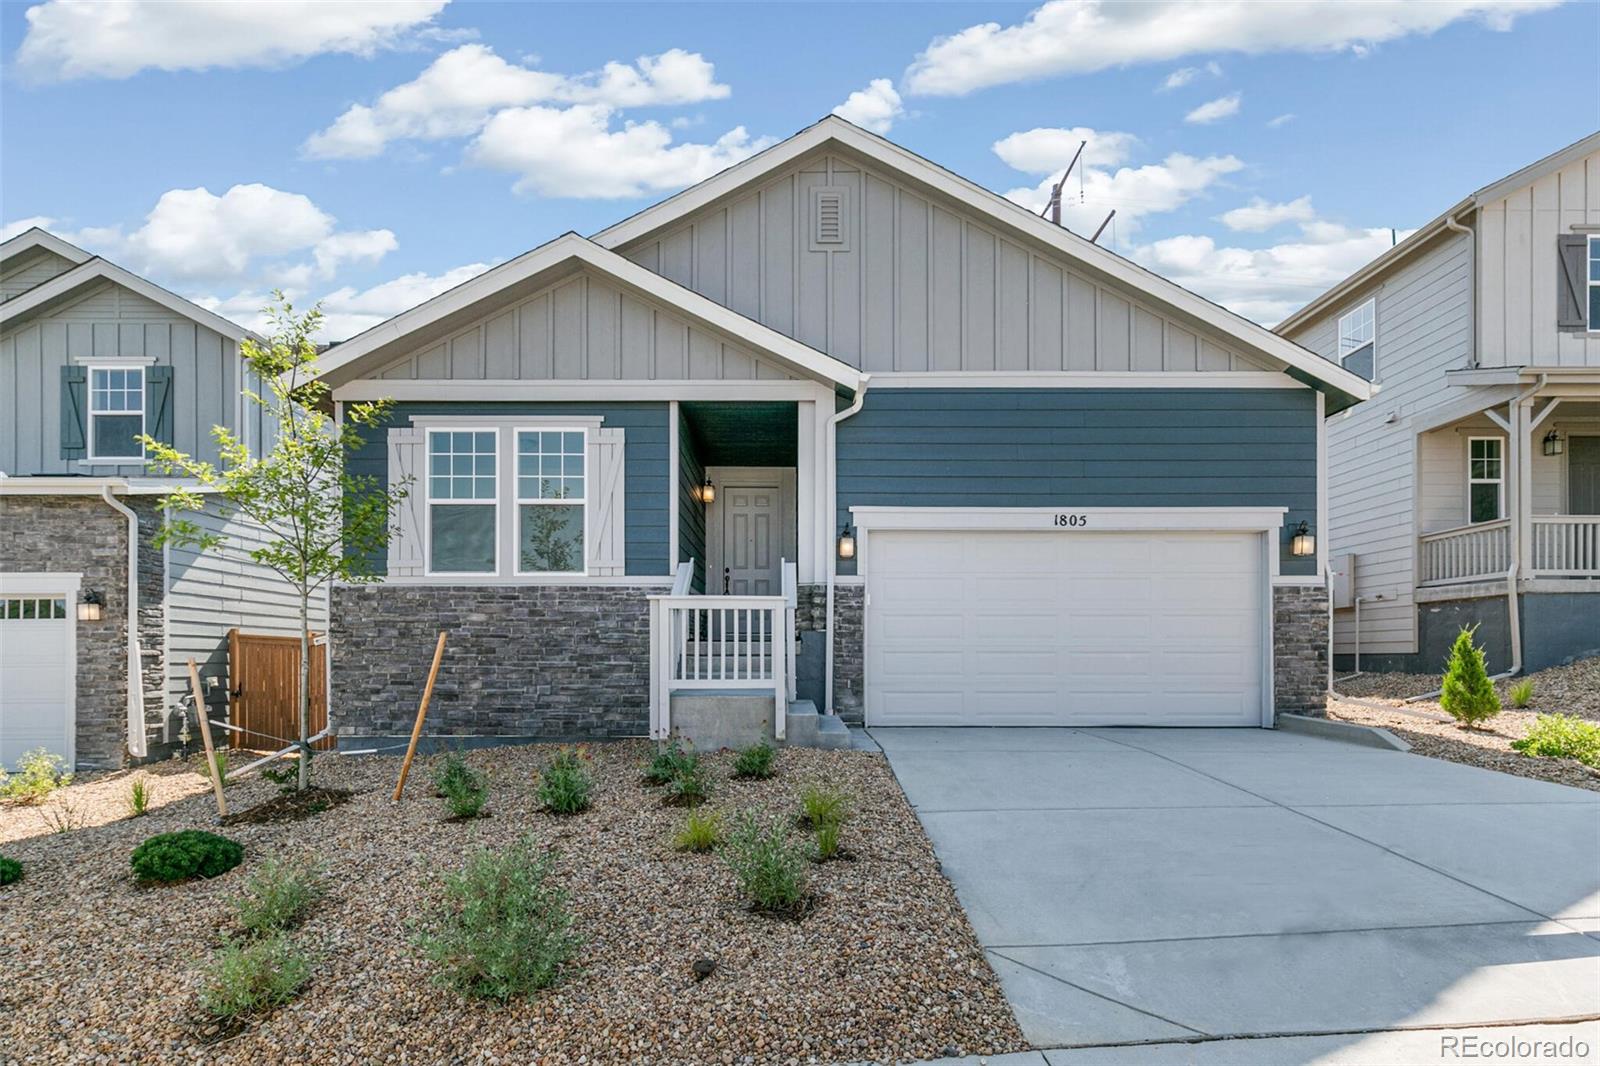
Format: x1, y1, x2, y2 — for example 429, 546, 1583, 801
1273, 583, 1330, 716
330, 583, 654, 739
794, 582, 864, 725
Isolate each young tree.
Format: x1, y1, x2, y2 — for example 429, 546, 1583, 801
143, 295, 407, 790
1440, 625, 1502, 729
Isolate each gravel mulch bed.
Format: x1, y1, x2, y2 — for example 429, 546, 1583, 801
0, 742, 1025, 1065
1328, 657, 1600, 793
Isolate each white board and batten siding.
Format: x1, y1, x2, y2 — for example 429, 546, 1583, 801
0, 247, 77, 303
1284, 230, 1474, 655
616, 152, 1274, 375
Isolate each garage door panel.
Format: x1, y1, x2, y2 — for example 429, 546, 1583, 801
1, 594, 74, 770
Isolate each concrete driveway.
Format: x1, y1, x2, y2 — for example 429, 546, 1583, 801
873, 726, 1600, 1055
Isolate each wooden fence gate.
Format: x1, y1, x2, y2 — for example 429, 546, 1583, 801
227, 629, 332, 751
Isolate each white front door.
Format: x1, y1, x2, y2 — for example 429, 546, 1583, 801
866, 530, 1266, 727
0, 581, 77, 769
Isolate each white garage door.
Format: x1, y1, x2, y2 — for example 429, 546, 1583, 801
0, 592, 74, 769
866, 530, 1266, 727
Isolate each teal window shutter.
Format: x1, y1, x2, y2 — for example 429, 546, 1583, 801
145, 365, 174, 447
60, 365, 87, 459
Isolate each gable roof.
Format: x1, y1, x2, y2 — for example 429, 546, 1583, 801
1275, 129, 1600, 337
594, 115, 1371, 408
0, 226, 93, 269
314, 232, 861, 391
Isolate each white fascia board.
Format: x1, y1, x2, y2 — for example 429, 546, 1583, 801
593, 116, 1370, 404
0, 258, 255, 343
848, 505, 1288, 533
0, 227, 92, 267
0, 476, 207, 496
333, 379, 836, 403
0, 571, 83, 595
314, 232, 859, 392
868, 371, 1307, 389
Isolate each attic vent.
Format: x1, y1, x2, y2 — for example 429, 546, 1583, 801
810, 187, 850, 251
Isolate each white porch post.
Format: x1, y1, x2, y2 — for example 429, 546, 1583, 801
1515, 396, 1535, 574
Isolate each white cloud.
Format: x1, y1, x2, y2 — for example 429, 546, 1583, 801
831, 78, 905, 134
1267, 112, 1296, 128
1, 216, 59, 242
196, 261, 493, 340
995, 127, 1242, 235
467, 104, 773, 198
903, 0, 1560, 96
304, 44, 730, 159
15, 0, 448, 82
1160, 60, 1221, 89
1219, 195, 1315, 232
1185, 92, 1241, 124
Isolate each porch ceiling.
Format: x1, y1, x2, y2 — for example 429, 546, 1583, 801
681, 402, 797, 466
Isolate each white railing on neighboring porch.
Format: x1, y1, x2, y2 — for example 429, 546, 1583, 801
1419, 518, 1511, 585
1532, 516, 1600, 577
648, 559, 797, 741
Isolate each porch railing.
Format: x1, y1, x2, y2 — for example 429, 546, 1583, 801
1418, 518, 1511, 585
648, 559, 797, 741
1532, 516, 1600, 576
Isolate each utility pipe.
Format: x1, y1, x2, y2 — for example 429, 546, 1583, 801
824, 374, 871, 716
100, 485, 147, 759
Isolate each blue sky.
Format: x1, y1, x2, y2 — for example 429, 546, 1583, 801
4, 0, 1598, 336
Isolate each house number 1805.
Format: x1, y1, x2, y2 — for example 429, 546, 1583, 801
1054, 514, 1089, 527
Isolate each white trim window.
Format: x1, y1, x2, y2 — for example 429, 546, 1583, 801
516, 428, 587, 575
88, 365, 145, 461
1468, 436, 1504, 524
426, 429, 499, 575
1588, 235, 1600, 331
1336, 299, 1376, 382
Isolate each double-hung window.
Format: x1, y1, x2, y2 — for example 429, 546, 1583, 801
517, 429, 586, 574
1468, 437, 1504, 524
427, 429, 498, 575
89, 366, 145, 461
1337, 298, 1376, 381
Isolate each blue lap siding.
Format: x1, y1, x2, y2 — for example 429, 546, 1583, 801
835, 388, 1318, 576
347, 401, 671, 577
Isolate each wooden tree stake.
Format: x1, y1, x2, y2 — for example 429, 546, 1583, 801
189, 658, 227, 818
393, 632, 448, 801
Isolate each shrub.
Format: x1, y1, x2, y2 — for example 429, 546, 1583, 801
536, 747, 592, 814
197, 933, 312, 1022
1508, 679, 1535, 709
0, 748, 72, 804
417, 838, 577, 1001
433, 751, 488, 819
643, 741, 697, 786
732, 743, 776, 780
813, 820, 842, 862
431, 749, 476, 796
128, 775, 153, 817
200, 751, 229, 789
1512, 714, 1600, 768
665, 761, 711, 807
234, 856, 327, 936
723, 814, 811, 916
799, 784, 849, 830
0, 855, 21, 886
41, 798, 85, 834
131, 829, 244, 883
672, 809, 722, 853
1440, 627, 1501, 728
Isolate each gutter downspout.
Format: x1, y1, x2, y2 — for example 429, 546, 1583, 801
824, 374, 871, 716
1443, 210, 1474, 367
100, 485, 148, 759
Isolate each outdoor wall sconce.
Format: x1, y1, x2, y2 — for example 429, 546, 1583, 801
699, 479, 715, 504
1543, 429, 1565, 457
1290, 520, 1316, 558
77, 590, 105, 621
837, 525, 856, 560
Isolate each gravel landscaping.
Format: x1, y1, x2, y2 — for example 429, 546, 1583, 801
1329, 657, 1600, 793
0, 742, 1025, 1065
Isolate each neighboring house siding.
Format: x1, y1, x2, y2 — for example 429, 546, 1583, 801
1477, 149, 1600, 367
835, 387, 1318, 576
677, 408, 707, 591
1285, 230, 1473, 655
348, 401, 671, 577
0, 248, 77, 302
0, 280, 243, 476
367, 268, 801, 382
617, 152, 1272, 375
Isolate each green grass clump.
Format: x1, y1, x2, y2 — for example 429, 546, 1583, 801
0, 855, 21, 886
197, 933, 312, 1022
536, 747, 593, 814
723, 814, 811, 917
672, 809, 722, 853
798, 784, 849, 830
813, 819, 843, 862
1512, 714, 1600, 768
1508, 679, 1535, 709
233, 856, 327, 936
128, 775, 153, 817
732, 743, 777, 780
131, 830, 244, 884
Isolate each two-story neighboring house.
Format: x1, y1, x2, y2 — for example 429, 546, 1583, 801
1278, 132, 1600, 676
0, 228, 314, 770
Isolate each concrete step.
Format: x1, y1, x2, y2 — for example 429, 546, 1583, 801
784, 699, 852, 750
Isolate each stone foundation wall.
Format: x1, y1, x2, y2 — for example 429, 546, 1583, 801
330, 583, 654, 738
1273, 583, 1330, 716
794, 582, 864, 724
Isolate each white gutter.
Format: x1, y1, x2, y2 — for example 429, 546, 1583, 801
824, 375, 871, 716
100, 485, 148, 759
1443, 210, 1475, 367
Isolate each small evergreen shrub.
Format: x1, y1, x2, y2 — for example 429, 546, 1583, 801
672, 809, 722, 853
643, 741, 697, 786
1440, 627, 1501, 728
1508, 679, 1535, 709
1512, 714, 1600, 768
813, 819, 842, 862
197, 933, 312, 1022
798, 784, 849, 830
723, 814, 811, 916
732, 743, 776, 780
536, 747, 592, 814
130, 830, 244, 883
128, 775, 152, 817
234, 856, 327, 935
665, 761, 711, 807
0, 748, 72, 804
417, 838, 577, 1000
0, 855, 21, 886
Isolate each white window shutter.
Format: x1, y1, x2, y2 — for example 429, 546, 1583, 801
587, 427, 626, 576
387, 427, 426, 578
